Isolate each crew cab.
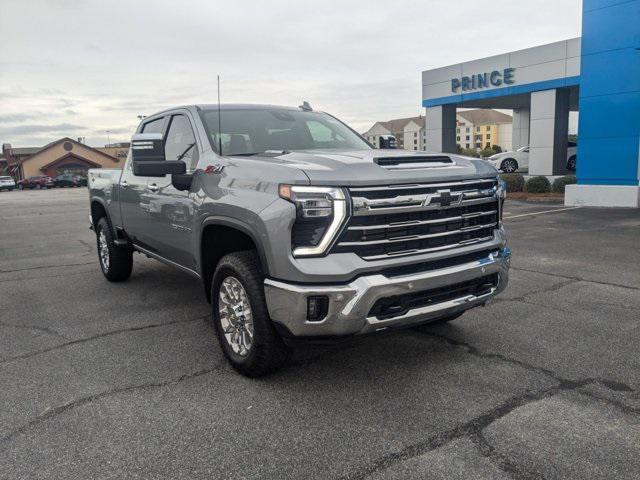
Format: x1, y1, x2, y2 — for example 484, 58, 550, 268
88, 104, 510, 377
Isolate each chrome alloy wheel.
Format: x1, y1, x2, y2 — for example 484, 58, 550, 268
98, 230, 110, 271
218, 276, 254, 357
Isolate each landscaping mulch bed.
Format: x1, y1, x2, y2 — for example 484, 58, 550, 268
507, 192, 564, 202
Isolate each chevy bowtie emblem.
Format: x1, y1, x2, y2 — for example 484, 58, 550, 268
423, 189, 463, 207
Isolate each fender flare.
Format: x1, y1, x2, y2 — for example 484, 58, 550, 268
199, 215, 270, 277
90, 197, 113, 232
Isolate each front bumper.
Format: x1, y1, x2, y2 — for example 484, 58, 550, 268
264, 247, 510, 337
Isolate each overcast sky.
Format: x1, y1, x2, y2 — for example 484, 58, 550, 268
1, 0, 582, 147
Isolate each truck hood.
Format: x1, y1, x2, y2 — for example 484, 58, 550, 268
243, 149, 498, 186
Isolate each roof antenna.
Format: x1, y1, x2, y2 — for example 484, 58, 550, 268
299, 101, 312, 111
217, 75, 223, 155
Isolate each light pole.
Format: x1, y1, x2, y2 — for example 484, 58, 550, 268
106, 130, 111, 147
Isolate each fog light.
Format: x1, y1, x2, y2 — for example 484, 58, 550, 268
307, 296, 329, 322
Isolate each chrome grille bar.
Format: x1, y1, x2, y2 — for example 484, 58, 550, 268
338, 222, 497, 247
347, 210, 498, 231
360, 235, 495, 261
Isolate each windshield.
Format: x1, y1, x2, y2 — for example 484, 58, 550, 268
200, 108, 370, 155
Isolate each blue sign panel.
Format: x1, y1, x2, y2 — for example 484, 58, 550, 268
451, 68, 515, 93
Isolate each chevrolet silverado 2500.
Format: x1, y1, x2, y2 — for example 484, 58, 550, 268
88, 103, 510, 377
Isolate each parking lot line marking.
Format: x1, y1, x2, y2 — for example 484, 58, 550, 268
504, 206, 582, 219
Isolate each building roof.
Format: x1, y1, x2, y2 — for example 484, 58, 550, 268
457, 109, 512, 125
11, 147, 41, 156
368, 116, 425, 135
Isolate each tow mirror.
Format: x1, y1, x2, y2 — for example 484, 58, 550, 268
131, 133, 186, 177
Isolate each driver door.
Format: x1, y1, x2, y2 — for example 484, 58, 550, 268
144, 113, 199, 271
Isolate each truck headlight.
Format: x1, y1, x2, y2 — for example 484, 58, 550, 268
279, 185, 348, 257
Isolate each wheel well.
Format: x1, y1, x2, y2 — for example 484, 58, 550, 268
91, 201, 107, 230
201, 225, 258, 302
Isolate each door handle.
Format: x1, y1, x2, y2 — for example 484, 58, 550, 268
147, 183, 159, 192
121, 180, 128, 188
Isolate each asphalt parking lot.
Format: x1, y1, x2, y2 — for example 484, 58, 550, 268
1, 188, 639, 480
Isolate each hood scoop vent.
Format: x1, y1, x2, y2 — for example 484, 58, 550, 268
374, 155, 454, 170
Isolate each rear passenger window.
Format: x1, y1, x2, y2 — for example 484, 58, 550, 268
142, 117, 165, 134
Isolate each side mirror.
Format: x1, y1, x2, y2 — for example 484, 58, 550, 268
131, 133, 186, 177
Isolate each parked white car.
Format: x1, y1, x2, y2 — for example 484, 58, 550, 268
0, 176, 16, 191
487, 142, 577, 173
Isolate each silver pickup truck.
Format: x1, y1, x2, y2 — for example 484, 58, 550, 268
88, 103, 510, 377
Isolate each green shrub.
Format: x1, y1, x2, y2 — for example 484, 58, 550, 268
551, 175, 577, 193
525, 176, 551, 193
499, 173, 525, 192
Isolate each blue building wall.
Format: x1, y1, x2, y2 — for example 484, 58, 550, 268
578, 0, 640, 186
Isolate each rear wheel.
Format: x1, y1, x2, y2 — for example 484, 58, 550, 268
211, 250, 290, 377
96, 217, 132, 282
501, 158, 518, 173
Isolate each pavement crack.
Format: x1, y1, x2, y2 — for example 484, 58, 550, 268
492, 278, 579, 306
0, 322, 68, 340
0, 314, 209, 365
342, 380, 592, 480
0, 261, 95, 274
511, 266, 640, 292
0, 364, 225, 446
419, 331, 637, 397
471, 430, 543, 480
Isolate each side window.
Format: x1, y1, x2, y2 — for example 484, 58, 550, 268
164, 115, 199, 169
141, 117, 165, 134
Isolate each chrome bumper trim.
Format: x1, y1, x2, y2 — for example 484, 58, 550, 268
264, 247, 510, 337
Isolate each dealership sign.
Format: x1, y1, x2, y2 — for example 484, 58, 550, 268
451, 68, 515, 93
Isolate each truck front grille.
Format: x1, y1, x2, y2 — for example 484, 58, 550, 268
334, 178, 499, 260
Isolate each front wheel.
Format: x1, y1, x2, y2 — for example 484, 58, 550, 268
96, 217, 132, 282
212, 250, 291, 377
501, 158, 518, 173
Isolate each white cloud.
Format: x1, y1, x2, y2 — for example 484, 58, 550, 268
0, 0, 582, 146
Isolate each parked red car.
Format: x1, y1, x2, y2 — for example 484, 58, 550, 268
16, 176, 54, 190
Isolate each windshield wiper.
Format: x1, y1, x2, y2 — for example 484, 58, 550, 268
228, 150, 290, 157
176, 143, 195, 161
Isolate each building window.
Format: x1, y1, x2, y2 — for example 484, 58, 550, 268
414, 139, 417, 145
466, 135, 470, 141
465, 143, 470, 149
466, 127, 470, 133
414, 132, 417, 137
486, 126, 491, 131
486, 142, 491, 148
476, 126, 480, 132
456, 128, 460, 133
486, 134, 490, 140
456, 136, 460, 141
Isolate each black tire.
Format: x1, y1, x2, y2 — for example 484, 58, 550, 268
211, 250, 291, 377
501, 158, 518, 173
95, 217, 132, 282
567, 155, 576, 171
